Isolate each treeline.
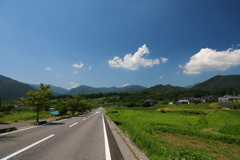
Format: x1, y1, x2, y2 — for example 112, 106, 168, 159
55, 94, 94, 116
84, 88, 240, 107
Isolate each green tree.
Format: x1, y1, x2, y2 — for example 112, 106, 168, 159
66, 98, 78, 116
21, 83, 52, 124
66, 94, 91, 115
58, 105, 68, 116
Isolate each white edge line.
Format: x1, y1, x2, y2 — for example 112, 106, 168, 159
1, 134, 55, 160
0, 126, 39, 136
102, 114, 111, 160
69, 122, 78, 127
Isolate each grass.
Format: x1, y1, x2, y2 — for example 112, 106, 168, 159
106, 104, 240, 160
0, 111, 53, 122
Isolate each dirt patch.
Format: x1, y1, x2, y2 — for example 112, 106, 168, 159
156, 108, 172, 112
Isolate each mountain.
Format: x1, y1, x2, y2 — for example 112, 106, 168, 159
28, 84, 68, 95
191, 75, 240, 91
185, 83, 200, 89
0, 75, 36, 100
67, 85, 146, 95
141, 84, 187, 93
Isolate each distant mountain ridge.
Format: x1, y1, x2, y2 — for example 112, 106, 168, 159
66, 85, 146, 95
0, 75, 36, 100
1, 74, 240, 99
191, 75, 240, 91
28, 83, 68, 95
140, 84, 187, 93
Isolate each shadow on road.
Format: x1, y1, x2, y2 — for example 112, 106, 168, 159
46, 122, 65, 125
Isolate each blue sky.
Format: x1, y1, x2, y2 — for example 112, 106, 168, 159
1, 0, 240, 90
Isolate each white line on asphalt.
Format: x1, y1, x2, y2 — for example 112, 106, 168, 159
0, 126, 39, 137
69, 122, 78, 127
0, 134, 55, 160
102, 114, 111, 160
82, 118, 86, 121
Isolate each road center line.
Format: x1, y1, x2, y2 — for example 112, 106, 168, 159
69, 122, 78, 127
1, 134, 55, 160
102, 114, 111, 160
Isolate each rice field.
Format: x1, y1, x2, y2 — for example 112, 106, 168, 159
106, 104, 240, 160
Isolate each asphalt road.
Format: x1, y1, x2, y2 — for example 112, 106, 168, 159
0, 108, 124, 160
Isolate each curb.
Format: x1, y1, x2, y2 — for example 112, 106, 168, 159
0, 127, 17, 134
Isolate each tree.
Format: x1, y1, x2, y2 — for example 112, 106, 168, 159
66, 98, 78, 116
58, 105, 68, 116
21, 83, 52, 124
66, 94, 91, 116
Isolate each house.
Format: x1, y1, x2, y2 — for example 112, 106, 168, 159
145, 99, 157, 106
218, 97, 229, 103
177, 97, 193, 104
218, 95, 240, 103
168, 101, 174, 105
201, 95, 214, 103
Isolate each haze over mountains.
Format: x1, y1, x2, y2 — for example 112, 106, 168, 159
1, 74, 240, 99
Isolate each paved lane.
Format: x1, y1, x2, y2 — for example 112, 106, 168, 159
0, 108, 123, 160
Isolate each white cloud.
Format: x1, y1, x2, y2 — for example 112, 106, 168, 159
72, 71, 78, 74
182, 48, 240, 74
88, 65, 92, 70
159, 76, 164, 79
108, 44, 160, 70
121, 84, 130, 87
160, 57, 168, 63
68, 82, 79, 90
178, 64, 184, 68
73, 62, 84, 68
45, 67, 51, 71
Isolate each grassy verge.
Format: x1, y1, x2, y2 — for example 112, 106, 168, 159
0, 111, 53, 122
106, 105, 240, 160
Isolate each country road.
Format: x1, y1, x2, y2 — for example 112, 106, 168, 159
0, 108, 128, 160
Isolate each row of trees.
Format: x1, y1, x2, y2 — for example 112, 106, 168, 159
21, 83, 92, 124
58, 94, 92, 116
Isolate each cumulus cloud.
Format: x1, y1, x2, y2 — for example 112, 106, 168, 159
73, 62, 84, 68
181, 48, 240, 74
68, 82, 79, 90
121, 84, 130, 87
160, 57, 168, 63
159, 76, 164, 79
108, 44, 160, 70
45, 67, 51, 71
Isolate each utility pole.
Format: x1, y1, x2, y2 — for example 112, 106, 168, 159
82, 88, 85, 100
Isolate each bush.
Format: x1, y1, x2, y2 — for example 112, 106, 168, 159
219, 102, 240, 109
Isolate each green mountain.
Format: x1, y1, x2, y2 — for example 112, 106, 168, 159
191, 75, 240, 91
141, 84, 187, 93
0, 75, 36, 100
67, 85, 146, 96
28, 84, 68, 95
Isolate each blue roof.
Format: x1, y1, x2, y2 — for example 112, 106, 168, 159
50, 110, 60, 115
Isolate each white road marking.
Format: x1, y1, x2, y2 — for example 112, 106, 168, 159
102, 114, 111, 160
0, 126, 39, 136
69, 122, 78, 127
82, 118, 86, 121
1, 134, 55, 160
